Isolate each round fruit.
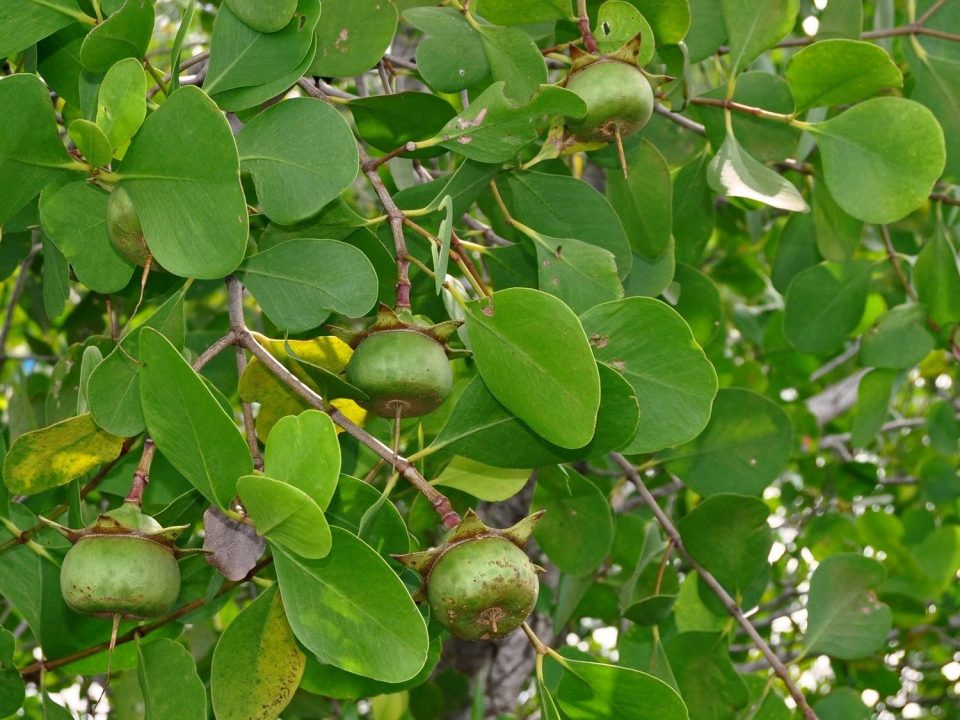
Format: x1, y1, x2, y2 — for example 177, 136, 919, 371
60, 533, 181, 619
565, 60, 654, 143
426, 536, 539, 641
346, 329, 453, 418
106, 186, 152, 267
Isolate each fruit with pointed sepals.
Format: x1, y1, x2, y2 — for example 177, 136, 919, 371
394, 510, 544, 641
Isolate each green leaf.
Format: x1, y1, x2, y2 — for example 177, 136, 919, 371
473, 0, 571, 25
664, 388, 793, 496
722, 0, 798, 72
3, 413, 123, 495
0, 74, 71, 225
555, 658, 688, 720
663, 631, 749, 720
907, 51, 960, 182
238, 474, 332, 559
139, 328, 252, 507
530, 230, 624, 314
812, 174, 863, 263
95, 57, 148, 158
41, 236, 69, 320
433, 83, 587, 163
79, 0, 153, 72
498, 170, 632, 279
204, 0, 320, 97
350, 92, 457, 158
630, 0, 691, 45
0, 0, 85, 58
803, 553, 892, 659
465, 288, 601, 449
273, 530, 429, 683
137, 639, 207, 720
430, 365, 639, 468
707, 133, 808, 212
915, 224, 960, 327
783, 260, 874, 355
237, 98, 358, 225
433, 457, 530, 502
476, 24, 547, 103
814, 688, 871, 720
670, 263, 723, 347
580, 297, 718, 454
807, 97, 946, 223
224, 0, 298, 33
67, 119, 112, 167
118, 86, 249, 279
308, 0, 398, 77
0, 667, 25, 717
860, 305, 935, 369
238, 239, 378, 332
210, 584, 305, 720
326, 475, 409, 557
264, 410, 340, 511
405, 7, 489, 93
849, 368, 898, 448
39, 179, 135, 293
87, 286, 187, 437
606, 139, 672, 258
596, 2, 655, 62
786, 39, 902, 112
532, 466, 614, 577
677, 493, 771, 608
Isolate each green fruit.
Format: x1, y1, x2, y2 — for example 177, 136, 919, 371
565, 60, 654, 143
60, 534, 181, 619
106, 186, 152, 267
426, 536, 539, 641
346, 329, 453, 418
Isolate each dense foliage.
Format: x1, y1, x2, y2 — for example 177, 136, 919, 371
0, 0, 958, 718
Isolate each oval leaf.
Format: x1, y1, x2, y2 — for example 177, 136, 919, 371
273, 530, 429, 683
580, 297, 718, 454
238, 474, 332, 560
264, 410, 341, 510
786, 39, 903, 111
238, 238, 378, 332
118, 86, 249, 279
664, 388, 793, 496
809, 97, 946, 223
465, 288, 601, 449
137, 638, 206, 720
3, 414, 124, 495
556, 658, 688, 720
211, 585, 305, 720
237, 98, 359, 225
139, 328, 253, 507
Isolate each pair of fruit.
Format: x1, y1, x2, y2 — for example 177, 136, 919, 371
52, 502, 542, 642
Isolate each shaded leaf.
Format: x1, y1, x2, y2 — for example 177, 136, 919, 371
203, 506, 266, 582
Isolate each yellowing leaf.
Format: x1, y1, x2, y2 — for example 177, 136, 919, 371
3, 414, 124, 495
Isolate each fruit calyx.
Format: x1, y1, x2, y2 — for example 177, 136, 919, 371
564, 41, 654, 139
332, 304, 467, 418
394, 510, 545, 641
42, 503, 202, 619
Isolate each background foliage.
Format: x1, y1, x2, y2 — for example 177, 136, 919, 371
0, 0, 959, 718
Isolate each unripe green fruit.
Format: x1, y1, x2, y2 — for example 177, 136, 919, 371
565, 60, 654, 143
426, 536, 539, 641
346, 329, 453, 418
60, 534, 181, 619
106, 186, 152, 267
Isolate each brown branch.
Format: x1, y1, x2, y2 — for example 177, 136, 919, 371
124, 439, 156, 506
358, 145, 412, 309
192, 332, 236, 371
224, 277, 459, 528
235, 344, 264, 471
362, 141, 417, 172
654, 102, 706, 135
19, 557, 274, 682
0, 242, 41, 377
576, 0, 598, 53
612, 453, 818, 720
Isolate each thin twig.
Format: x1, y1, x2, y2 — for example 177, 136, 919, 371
358, 146, 412, 309
654, 102, 706, 135
19, 557, 273, 681
124, 439, 156, 506
235, 344, 264, 471
881, 225, 919, 302
192, 333, 236, 371
224, 277, 459, 527
0, 243, 41, 377
612, 453, 818, 720
575, 0, 598, 53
